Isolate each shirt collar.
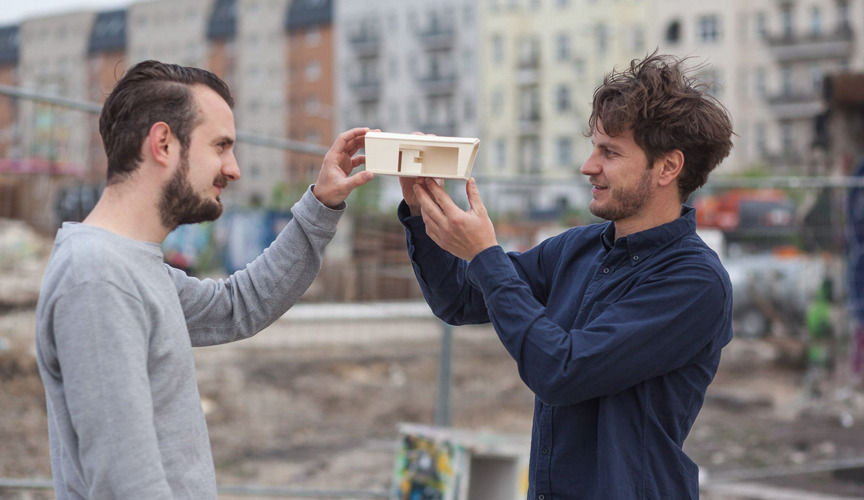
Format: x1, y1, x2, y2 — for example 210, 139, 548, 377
598, 206, 697, 264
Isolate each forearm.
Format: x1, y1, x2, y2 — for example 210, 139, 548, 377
399, 201, 490, 325
468, 249, 730, 406
177, 187, 343, 346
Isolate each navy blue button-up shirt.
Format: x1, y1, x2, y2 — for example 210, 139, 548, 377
399, 203, 733, 499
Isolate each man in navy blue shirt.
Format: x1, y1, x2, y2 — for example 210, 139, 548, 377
397, 54, 734, 499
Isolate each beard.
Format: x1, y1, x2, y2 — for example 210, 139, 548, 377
589, 167, 653, 222
159, 151, 228, 229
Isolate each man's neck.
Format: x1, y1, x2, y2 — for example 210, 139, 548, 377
613, 199, 682, 241
82, 182, 172, 244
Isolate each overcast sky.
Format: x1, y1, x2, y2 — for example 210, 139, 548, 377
0, 0, 143, 26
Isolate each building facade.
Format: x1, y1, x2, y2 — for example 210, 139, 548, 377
478, 0, 656, 213
335, 0, 480, 208
285, 0, 334, 187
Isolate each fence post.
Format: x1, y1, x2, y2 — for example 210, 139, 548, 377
434, 321, 453, 426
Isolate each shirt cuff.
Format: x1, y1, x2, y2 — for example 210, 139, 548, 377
466, 245, 517, 293
293, 185, 345, 230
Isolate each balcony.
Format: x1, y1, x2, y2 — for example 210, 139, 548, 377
417, 73, 457, 96
767, 25, 853, 62
767, 91, 825, 119
351, 79, 381, 102
417, 25, 455, 51
348, 31, 381, 58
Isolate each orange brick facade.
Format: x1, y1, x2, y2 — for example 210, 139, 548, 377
286, 24, 333, 185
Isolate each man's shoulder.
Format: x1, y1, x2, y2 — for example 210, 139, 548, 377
41, 226, 159, 301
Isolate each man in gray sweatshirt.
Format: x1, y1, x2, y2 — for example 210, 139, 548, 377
34, 60, 374, 499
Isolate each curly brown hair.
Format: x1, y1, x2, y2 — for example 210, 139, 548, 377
588, 52, 733, 202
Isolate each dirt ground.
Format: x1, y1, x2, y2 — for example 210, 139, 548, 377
6, 304, 864, 500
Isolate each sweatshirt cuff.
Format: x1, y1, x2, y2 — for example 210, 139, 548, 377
293, 185, 345, 230
466, 245, 517, 292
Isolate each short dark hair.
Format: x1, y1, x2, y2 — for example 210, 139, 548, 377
99, 60, 234, 184
588, 52, 733, 202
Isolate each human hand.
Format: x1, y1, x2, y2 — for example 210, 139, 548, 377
313, 128, 376, 208
399, 132, 436, 217
413, 177, 497, 261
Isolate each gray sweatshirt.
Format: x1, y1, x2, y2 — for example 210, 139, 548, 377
35, 188, 343, 500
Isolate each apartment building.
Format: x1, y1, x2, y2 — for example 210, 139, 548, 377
285, 0, 334, 186
18, 11, 95, 178
0, 26, 20, 165
480, 0, 656, 212
207, 0, 238, 91
336, 0, 480, 207
87, 9, 127, 182
127, 0, 210, 68
232, 0, 289, 206
658, 0, 861, 175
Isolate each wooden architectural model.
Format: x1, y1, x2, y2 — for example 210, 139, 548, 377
363, 132, 480, 180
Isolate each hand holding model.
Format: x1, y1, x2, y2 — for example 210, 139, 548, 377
313, 127, 376, 208
411, 177, 498, 262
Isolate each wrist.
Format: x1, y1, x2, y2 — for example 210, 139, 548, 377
312, 184, 340, 209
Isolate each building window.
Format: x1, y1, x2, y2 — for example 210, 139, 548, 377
556, 0, 569, 8
755, 12, 767, 39
495, 138, 506, 167
305, 27, 321, 47
781, 4, 794, 38
305, 61, 321, 82
629, 25, 645, 52
519, 136, 541, 173
491, 87, 504, 116
463, 5, 474, 24
810, 6, 822, 36
839, 1, 850, 28
595, 24, 608, 55
556, 33, 570, 61
810, 63, 823, 92
697, 15, 721, 43
305, 96, 321, 116
754, 67, 766, 97
574, 58, 586, 79
781, 122, 793, 155
556, 85, 570, 112
755, 122, 767, 154
665, 20, 681, 44
464, 97, 475, 121
557, 137, 573, 166
529, 0, 541, 10
389, 57, 399, 78
491, 35, 504, 64
781, 65, 793, 95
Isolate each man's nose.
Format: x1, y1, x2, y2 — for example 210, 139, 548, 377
580, 151, 601, 176
223, 152, 241, 181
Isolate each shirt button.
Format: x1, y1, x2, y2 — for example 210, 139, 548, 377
542, 447, 548, 454
539, 496, 545, 500
632, 255, 639, 261
603, 268, 610, 274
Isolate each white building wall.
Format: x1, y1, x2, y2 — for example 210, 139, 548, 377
127, 0, 211, 68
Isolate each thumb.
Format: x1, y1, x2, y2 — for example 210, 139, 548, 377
466, 177, 485, 213
346, 170, 374, 191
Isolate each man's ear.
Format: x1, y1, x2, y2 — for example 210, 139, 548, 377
146, 122, 175, 168
656, 149, 684, 188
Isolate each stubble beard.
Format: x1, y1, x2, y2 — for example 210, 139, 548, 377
159, 151, 228, 230
589, 167, 653, 222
